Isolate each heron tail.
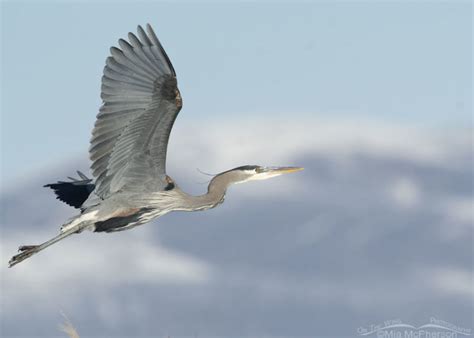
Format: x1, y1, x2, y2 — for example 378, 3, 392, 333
44, 171, 95, 209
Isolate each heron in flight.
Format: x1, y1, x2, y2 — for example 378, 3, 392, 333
9, 24, 303, 267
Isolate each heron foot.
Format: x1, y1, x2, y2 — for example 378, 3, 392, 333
9, 245, 40, 268
18, 245, 39, 252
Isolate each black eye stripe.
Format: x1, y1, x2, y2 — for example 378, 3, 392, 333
234, 165, 259, 171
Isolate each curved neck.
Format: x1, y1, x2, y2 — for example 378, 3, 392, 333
177, 170, 241, 211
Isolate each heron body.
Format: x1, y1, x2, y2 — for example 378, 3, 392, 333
9, 25, 302, 267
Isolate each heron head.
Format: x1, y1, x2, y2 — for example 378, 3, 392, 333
231, 165, 304, 184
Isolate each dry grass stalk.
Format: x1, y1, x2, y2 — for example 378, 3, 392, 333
59, 311, 80, 338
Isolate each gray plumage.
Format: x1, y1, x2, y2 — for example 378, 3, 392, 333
9, 25, 303, 268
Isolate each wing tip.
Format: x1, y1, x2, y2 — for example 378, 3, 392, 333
146, 23, 154, 35
118, 38, 132, 50
110, 46, 122, 56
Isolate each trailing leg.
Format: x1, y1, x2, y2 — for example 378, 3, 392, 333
8, 223, 86, 268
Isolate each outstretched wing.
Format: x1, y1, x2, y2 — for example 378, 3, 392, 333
90, 24, 182, 199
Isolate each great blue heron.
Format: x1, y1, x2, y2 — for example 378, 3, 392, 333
8, 24, 303, 268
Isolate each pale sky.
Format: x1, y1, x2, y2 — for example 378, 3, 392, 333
1, 1, 472, 184
1, 3, 472, 335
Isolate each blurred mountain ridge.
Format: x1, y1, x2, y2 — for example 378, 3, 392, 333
1, 120, 472, 337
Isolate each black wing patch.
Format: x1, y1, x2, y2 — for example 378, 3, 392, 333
94, 208, 153, 233
44, 171, 95, 209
